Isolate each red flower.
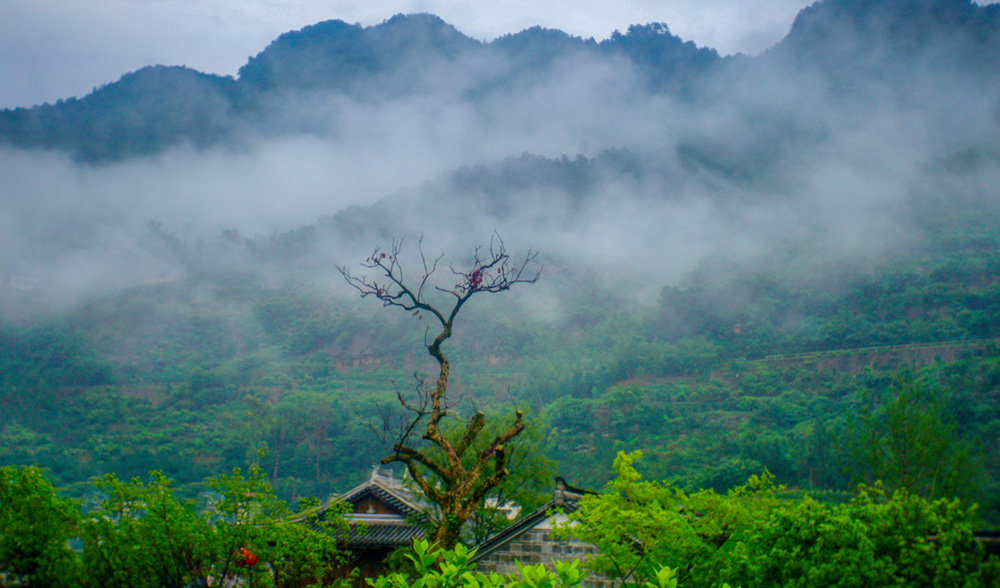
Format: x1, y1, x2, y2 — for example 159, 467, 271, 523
236, 547, 259, 567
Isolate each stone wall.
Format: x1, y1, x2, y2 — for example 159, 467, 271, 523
475, 520, 614, 588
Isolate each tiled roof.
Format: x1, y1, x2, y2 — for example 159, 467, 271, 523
347, 515, 427, 548
296, 471, 425, 519
343, 467, 426, 508
342, 480, 425, 517
472, 478, 593, 562
337, 469, 428, 549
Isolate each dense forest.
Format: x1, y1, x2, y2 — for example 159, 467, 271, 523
3, 0, 1000, 584
3, 207, 1000, 518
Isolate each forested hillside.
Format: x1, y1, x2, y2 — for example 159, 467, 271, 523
2, 0, 1000, 535
3, 204, 1000, 523
0, 15, 720, 163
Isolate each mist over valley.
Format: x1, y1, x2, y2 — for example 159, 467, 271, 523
2, 0, 998, 301
3, 0, 1000, 522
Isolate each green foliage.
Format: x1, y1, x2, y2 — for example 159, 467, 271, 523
567, 451, 994, 588
0, 323, 111, 402
367, 539, 685, 588
86, 463, 351, 588
1, 463, 354, 588
563, 450, 774, 587
0, 460, 350, 588
652, 244, 1000, 356
725, 483, 988, 588
203, 463, 354, 588
457, 413, 554, 544
81, 471, 216, 588
841, 378, 978, 500
0, 466, 83, 587
4, 219, 1000, 520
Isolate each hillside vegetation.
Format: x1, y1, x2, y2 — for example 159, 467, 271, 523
2, 0, 1000, 538
3, 214, 1000, 524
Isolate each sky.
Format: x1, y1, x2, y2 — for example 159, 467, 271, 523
0, 0, 817, 109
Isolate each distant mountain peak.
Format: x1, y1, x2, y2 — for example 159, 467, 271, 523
774, 0, 1000, 63
3, 3, 999, 163
237, 13, 481, 91
377, 12, 459, 32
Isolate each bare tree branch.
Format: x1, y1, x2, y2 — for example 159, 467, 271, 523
338, 234, 540, 548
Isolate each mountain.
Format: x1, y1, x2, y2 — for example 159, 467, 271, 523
5, 0, 1000, 519
0, 13, 721, 162
769, 0, 1000, 73
238, 14, 483, 93
0, 66, 242, 161
0, 1, 998, 161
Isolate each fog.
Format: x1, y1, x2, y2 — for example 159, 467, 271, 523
2, 5, 999, 314
0, 0, 816, 109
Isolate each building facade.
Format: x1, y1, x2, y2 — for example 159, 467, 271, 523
473, 478, 614, 588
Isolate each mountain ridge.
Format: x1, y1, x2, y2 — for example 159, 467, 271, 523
1, 0, 999, 162
770, 0, 1000, 69
0, 12, 720, 162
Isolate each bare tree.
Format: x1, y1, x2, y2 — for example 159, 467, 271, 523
338, 235, 541, 548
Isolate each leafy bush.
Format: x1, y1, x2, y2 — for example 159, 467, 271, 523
0, 466, 83, 587
565, 451, 996, 588
368, 539, 695, 588
0, 464, 352, 588
724, 484, 987, 588
562, 450, 771, 588
81, 463, 352, 588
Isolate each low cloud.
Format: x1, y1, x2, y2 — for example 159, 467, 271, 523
2, 11, 999, 313
0, 0, 818, 108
